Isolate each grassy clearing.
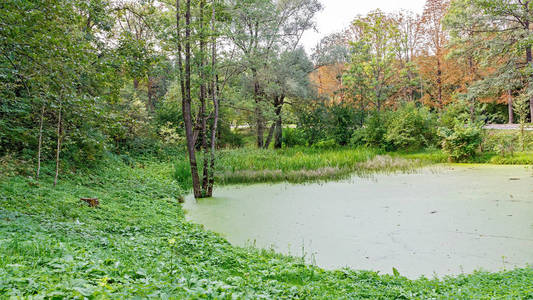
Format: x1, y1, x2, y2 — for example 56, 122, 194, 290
2, 158, 533, 298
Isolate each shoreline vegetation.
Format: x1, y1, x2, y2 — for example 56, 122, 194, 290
2, 147, 532, 298
202, 146, 532, 186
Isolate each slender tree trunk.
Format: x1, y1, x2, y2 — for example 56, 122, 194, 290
207, 0, 218, 197
360, 87, 365, 127
36, 104, 45, 181
199, 0, 210, 193
147, 76, 155, 112
264, 123, 275, 149
252, 68, 264, 148
54, 106, 62, 187
274, 97, 283, 149
469, 57, 476, 122
178, 0, 202, 198
528, 27, 533, 121
508, 90, 514, 124
436, 58, 443, 109
133, 78, 139, 90
255, 102, 264, 148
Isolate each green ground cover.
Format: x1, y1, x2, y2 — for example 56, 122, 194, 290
1, 150, 533, 298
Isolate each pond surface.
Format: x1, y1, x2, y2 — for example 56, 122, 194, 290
184, 165, 533, 278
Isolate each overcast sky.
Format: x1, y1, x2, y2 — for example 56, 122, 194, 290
301, 0, 427, 53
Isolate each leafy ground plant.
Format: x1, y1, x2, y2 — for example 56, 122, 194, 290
1, 156, 533, 298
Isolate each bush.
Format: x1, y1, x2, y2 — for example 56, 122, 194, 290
294, 102, 362, 146
328, 105, 361, 145
384, 103, 437, 151
358, 112, 388, 148
438, 122, 483, 162
349, 105, 437, 151
295, 103, 329, 145
282, 128, 307, 147
349, 129, 366, 147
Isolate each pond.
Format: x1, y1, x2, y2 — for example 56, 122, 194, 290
184, 165, 533, 278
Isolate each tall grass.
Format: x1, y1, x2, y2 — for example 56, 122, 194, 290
212, 147, 428, 184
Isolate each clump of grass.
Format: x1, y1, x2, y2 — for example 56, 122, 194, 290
216, 167, 348, 184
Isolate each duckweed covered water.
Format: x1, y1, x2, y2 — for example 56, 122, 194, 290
185, 165, 533, 278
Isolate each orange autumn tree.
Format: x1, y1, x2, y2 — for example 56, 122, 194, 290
417, 0, 456, 109
310, 32, 350, 103
310, 64, 346, 103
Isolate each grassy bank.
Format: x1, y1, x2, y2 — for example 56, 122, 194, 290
2, 158, 533, 298
180, 146, 532, 186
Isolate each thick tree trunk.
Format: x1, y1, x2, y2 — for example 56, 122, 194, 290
508, 90, 514, 124
54, 106, 62, 187
469, 57, 476, 122
360, 87, 365, 127
36, 105, 45, 181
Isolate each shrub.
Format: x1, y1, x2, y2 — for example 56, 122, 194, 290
438, 122, 483, 162
295, 103, 329, 145
282, 128, 307, 147
384, 103, 437, 151
294, 102, 362, 146
328, 104, 361, 145
349, 129, 366, 147
359, 112, 388, 148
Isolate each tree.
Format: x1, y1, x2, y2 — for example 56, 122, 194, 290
446, 0, 533, 122
391, 10, 423, 102
419, 0, 450, 109
176, 0, 220, 198
263, 48, 314, 148
310, 32, 350, 102
0, 0, 121, 182
344, 10, 400, 112
227, 0, 321, 148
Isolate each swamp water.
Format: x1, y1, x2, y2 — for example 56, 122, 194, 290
184, 165, 533, 278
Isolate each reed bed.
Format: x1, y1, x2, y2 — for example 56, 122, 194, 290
214, 146, 427, 184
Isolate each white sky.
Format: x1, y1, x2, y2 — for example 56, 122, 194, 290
301, 0, 427, 53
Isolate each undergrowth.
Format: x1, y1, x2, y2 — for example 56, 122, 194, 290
1, 155, 533, 298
